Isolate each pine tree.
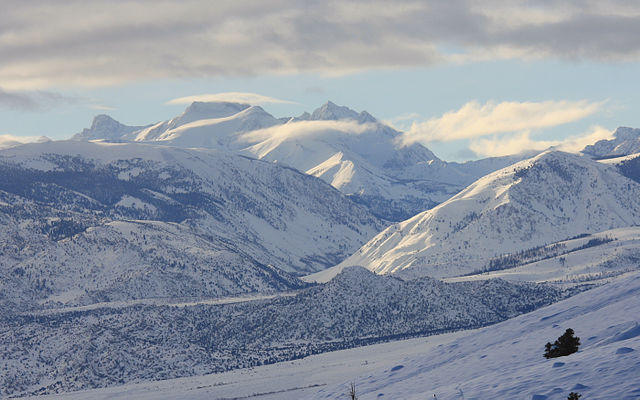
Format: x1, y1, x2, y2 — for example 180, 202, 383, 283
544, 342, 553, 358
544, 328, 581, 358
568, 392, 581, 400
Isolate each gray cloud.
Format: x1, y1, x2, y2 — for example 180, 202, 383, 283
0, 88, 81, 111
1, 0, 640, 89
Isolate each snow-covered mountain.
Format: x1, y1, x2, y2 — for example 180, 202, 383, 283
0, 140, 383, 309
0, 267, 561, 396
582, 126, 640, 158
322, 151, 640, 280
129, 102, 282, 146
73, 114, 151, 141
73, 101, 528, 221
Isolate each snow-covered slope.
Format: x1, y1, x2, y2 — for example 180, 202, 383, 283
582, 126, 640, 158
330, 151, 640, 279
74, 102, 528, 221
312, 271, 640, 400
0, 268, 561, 396
35, 272, 639, 400
0, 219, 308, 310
130, 102, 282, 146
0, 140, 383, 309
445, 227, 640, 285
240, 114, 462, 220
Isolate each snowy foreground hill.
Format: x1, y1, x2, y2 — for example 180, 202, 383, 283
311, 271, 640, 400
316, 151, 640, 281
73, 101, 529, 221
24, 271, 640, 400
0, 140, 383, 310
0, 267, 561, 397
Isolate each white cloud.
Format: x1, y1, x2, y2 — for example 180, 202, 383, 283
2, 1, 640, 89
469, 126, 614, 158
556, 125, 615, 153
89, 104, 116, 111
383, 113, 422, 131
167, 92, 294, 106
0, 134, 50, 149
239, 120, 373, 143
398, 100, 602, 146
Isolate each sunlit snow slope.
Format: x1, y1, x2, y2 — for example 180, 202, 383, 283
329, 151, 640, 279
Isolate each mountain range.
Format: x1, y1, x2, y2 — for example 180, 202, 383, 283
73, 101, 530, 221
0, 140, 383, 310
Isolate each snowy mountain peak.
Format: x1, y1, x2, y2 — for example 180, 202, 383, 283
128, 102, 281, 144
90, 114, 120, 130
296, 111, 312, 121
73, 114, 147, 141
582, 126, 640, 158
180, 101, 251, 122
167, 101, 252, 130
338, 150, 640, 278
358, 110, 377, 123
310, 101, 375, 123
613, 126, 640, 140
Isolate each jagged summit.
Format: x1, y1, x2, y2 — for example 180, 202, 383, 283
91, 114, 119, 129
309, 101, 377, 123
73, 114, 147, 141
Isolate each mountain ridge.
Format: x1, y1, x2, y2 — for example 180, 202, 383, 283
0, 140, 383, 310
328, 150, 640, 279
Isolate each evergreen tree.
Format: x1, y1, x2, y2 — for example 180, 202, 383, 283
544, 342, 553, 357
544, 328, 581, 358
568, 392, 581, 400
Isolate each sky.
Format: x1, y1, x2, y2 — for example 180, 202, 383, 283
1, 0, 640, 161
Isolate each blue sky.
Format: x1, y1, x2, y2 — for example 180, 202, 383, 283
2, 1, 640, 161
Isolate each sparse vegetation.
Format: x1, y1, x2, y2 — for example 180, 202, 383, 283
348, 382, 358, 400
